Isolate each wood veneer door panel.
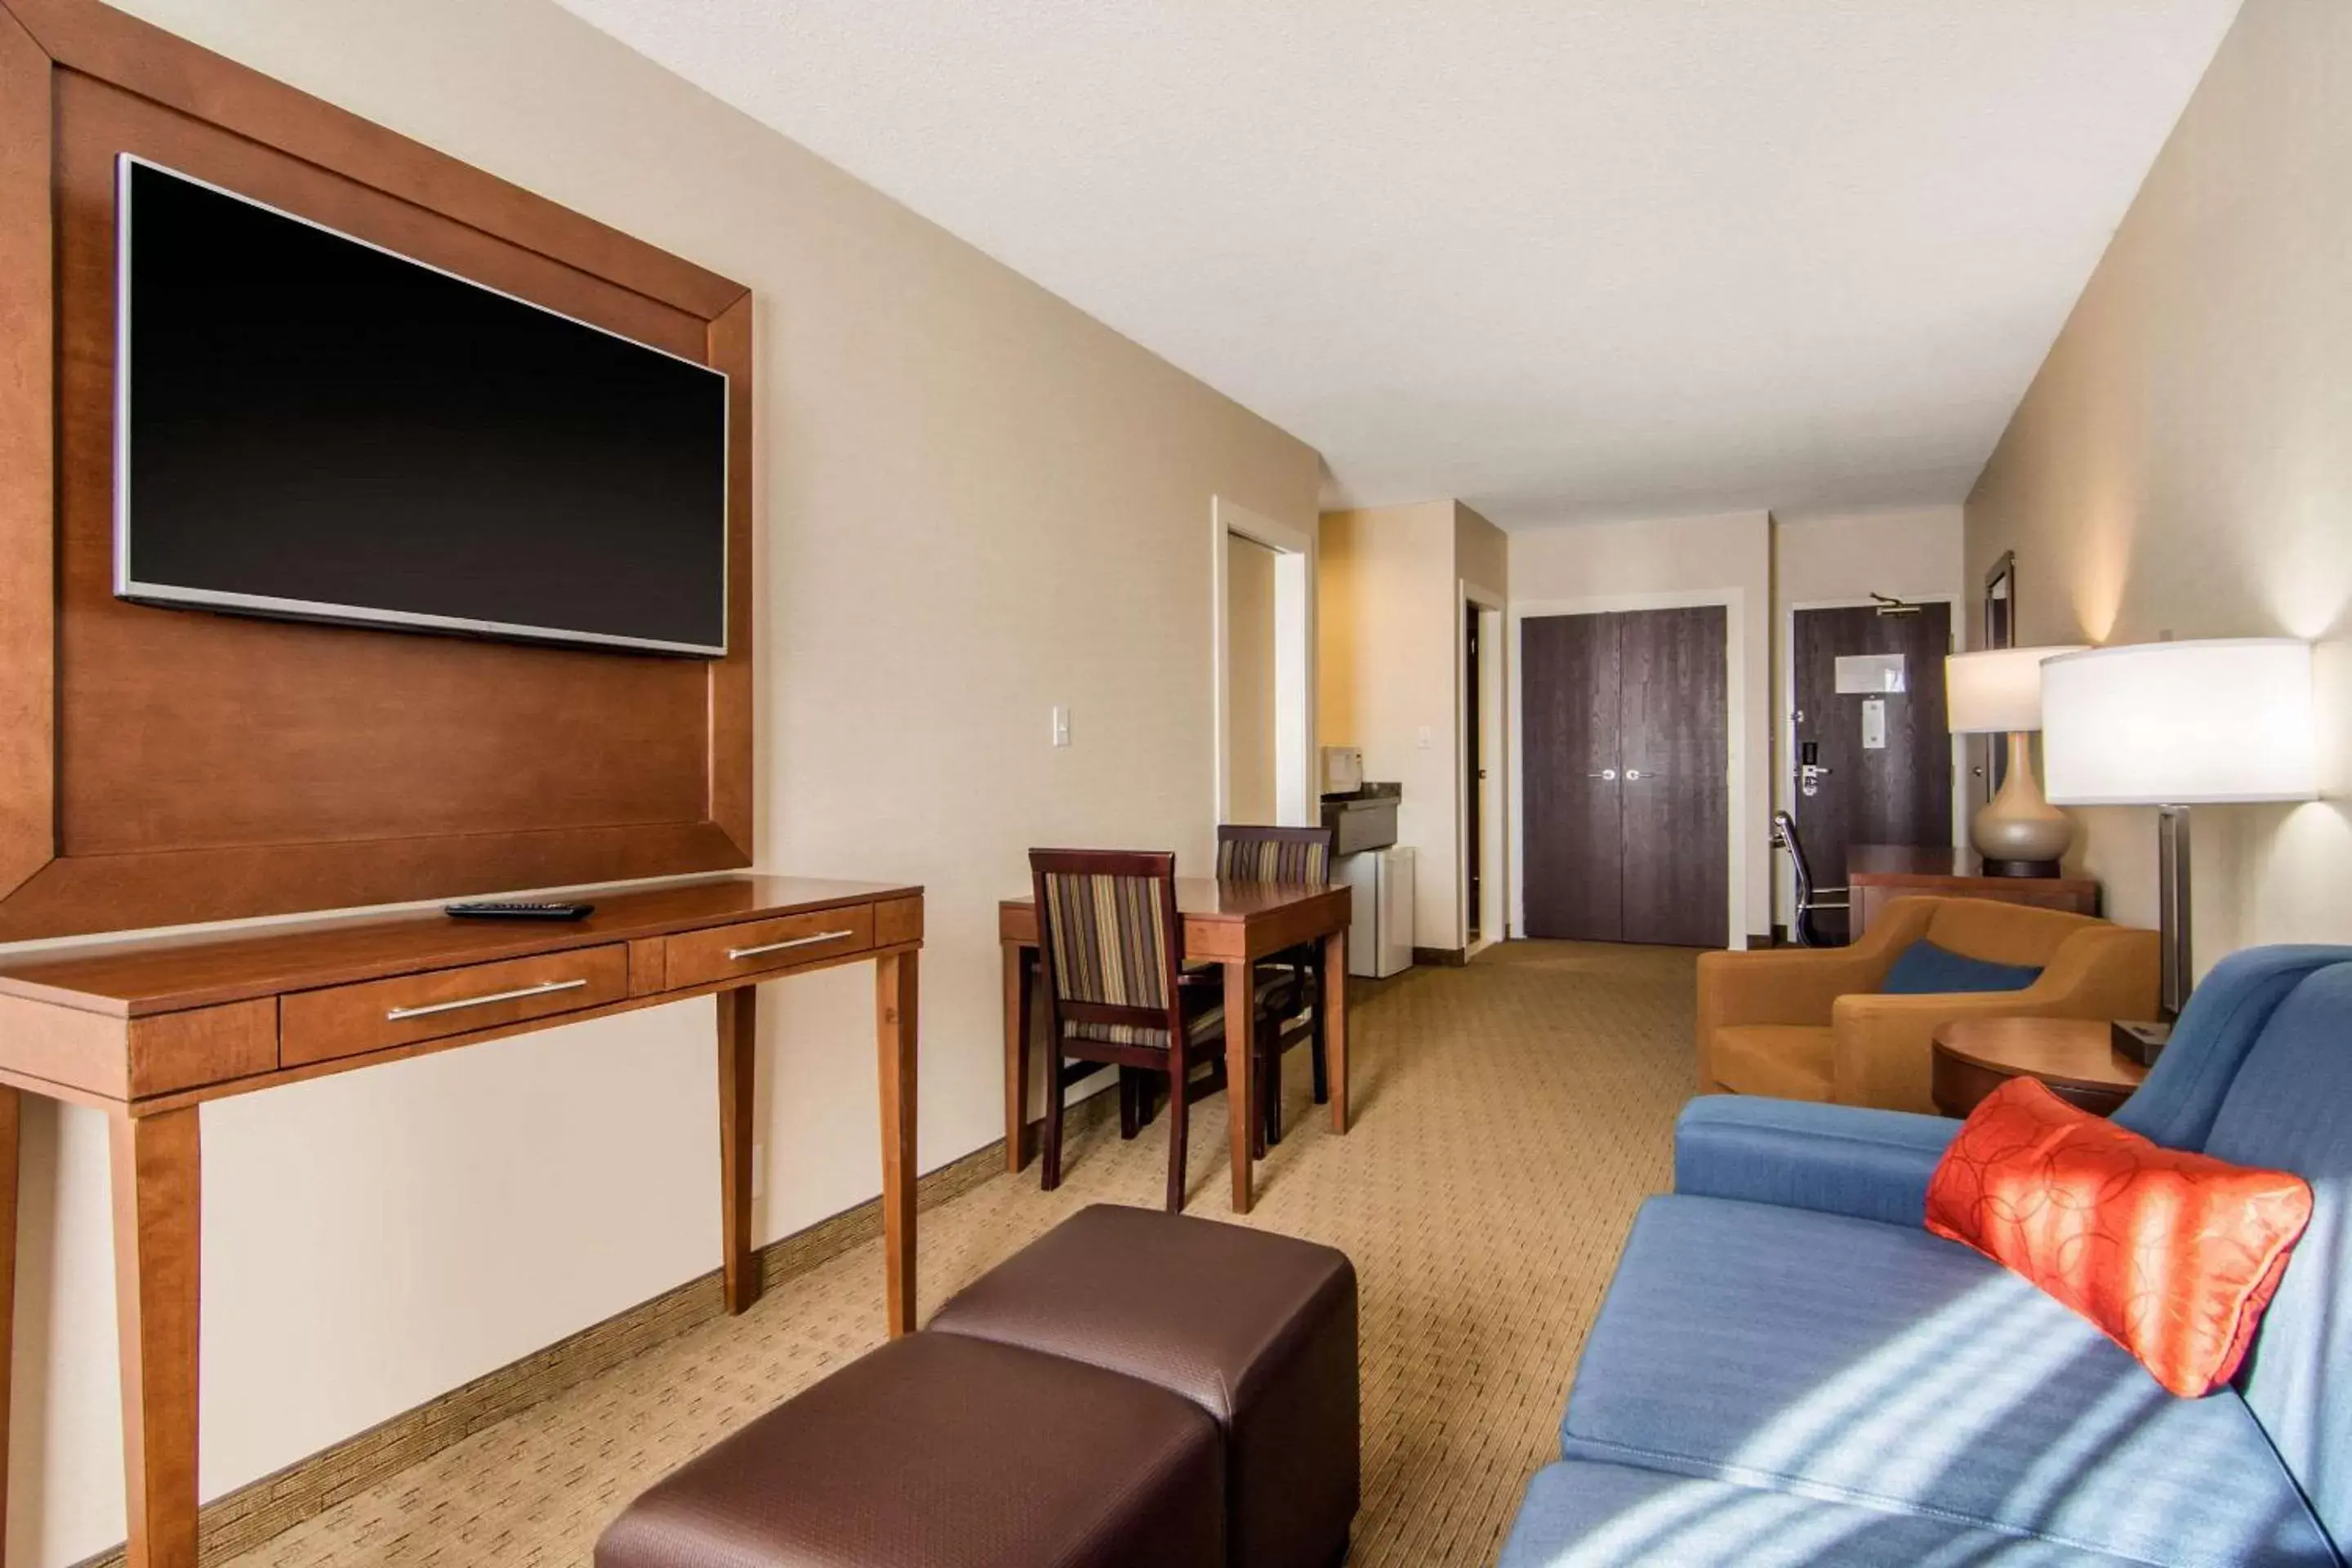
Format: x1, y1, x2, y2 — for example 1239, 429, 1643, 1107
0, 7, 54, 902
1521, 612, 1622, 941
1792, 603, 1954, 942
1618, 605, 1728, 947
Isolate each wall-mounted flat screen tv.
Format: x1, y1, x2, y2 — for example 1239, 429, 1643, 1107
115, 156, 729, 657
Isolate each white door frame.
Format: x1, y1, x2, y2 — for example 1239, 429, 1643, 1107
1777, 595, 1964, 929
1508, 588, 1748, 948
1211, 497, 1317, 827
1460, 580, 1507, 956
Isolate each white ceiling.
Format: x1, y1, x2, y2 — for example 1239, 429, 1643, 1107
552, 0, 2239, 527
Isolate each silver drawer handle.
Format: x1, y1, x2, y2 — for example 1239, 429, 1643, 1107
727, 929, 855, 961
385, 977, 587, 1022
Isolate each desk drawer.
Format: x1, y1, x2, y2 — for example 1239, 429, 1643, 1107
281, 945, 630, 1067
667, 905, 874, 989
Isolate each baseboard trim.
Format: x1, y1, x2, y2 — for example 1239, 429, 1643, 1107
69, 1096, 1113, 1568
1412, 945, 1468, 968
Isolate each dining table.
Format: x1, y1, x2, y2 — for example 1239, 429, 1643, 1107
999, 878, 1353, 1213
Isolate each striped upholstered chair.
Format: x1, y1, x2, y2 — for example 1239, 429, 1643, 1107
1031, 849, 1294, 1211
1214, 824, 1334, 1152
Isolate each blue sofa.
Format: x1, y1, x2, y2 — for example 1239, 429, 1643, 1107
1500, 946, 2352, 1567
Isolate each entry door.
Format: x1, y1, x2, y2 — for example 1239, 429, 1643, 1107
1790, 604, 1953, 942
1522, 608, 1728, 947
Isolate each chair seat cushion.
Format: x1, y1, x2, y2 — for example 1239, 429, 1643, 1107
1499, 1460, 2149, 1567
595, 1332, 1221, 1568
1560, 1195, 2334, 1568
1708, 1025, 1833, 1100
929, 1204, 1358, 1568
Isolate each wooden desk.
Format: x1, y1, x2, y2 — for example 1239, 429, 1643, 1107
0, 875, 920, 1568
1000, 880, 1351, 1214
1846, 844, 2099, 936
1931, 1015, 2146, 1118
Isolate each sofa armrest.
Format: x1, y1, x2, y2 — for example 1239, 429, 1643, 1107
1673, 1095, 1958, 1227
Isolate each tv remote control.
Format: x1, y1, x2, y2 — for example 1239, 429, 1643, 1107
443, 901, 595, 920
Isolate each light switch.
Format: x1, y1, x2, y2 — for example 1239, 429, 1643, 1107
1417, 725, 1432, 750
1051, 706, 1071, 747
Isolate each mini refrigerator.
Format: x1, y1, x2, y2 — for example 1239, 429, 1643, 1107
1341, 846, 1415, 978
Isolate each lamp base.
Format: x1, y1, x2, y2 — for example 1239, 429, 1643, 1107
2111, 1019, 2172, 1067
1981, 857, 2061, 879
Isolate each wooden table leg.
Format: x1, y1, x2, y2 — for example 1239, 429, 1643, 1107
110, 1107, 202, 1568
876, 949, 919, 1337
1223, 958, 1254, 1214
0, 1087, 16, 1562
1324, 928, 1351, 1134
1001, 942, 1032, 1174
717, 987, 760, 1316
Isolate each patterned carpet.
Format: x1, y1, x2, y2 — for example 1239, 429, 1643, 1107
223, 939, 1699, 1567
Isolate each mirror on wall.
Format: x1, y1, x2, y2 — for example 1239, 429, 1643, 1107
1983, 551, 2016, 791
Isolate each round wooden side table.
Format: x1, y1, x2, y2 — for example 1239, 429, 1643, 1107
1929, 1016, 2149, 1119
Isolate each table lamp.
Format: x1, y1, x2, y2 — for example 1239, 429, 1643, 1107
1944, 645, 2087, 876
2041, 637, 2317, 1061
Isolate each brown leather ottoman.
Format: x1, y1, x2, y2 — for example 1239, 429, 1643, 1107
595, 1331, 1221, 1568
929, 1204, 1359, 1568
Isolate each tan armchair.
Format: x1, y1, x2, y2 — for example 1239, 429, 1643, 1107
1695, 896, 2159, 1113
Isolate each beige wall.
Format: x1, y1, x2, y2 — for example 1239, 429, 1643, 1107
1966, 0, 2352, 969
10, 2, 1320, 1562
1316, 501, 1505, 951
1770, 506, 1967, 923
1224, 532, 1281, 825
1508, 510, 1773, 942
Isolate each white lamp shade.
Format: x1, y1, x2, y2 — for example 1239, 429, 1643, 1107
1944, 645, 2088, 733
2042, 638, 2317, 805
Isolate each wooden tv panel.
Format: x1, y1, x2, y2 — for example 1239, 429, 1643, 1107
0, 0, 756, 942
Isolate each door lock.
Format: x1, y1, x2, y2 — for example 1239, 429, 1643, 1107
1798, 762, 1833, 798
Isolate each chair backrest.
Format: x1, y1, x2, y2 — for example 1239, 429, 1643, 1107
1770, 811, 1828, 946
1028, 849, 1187, 1045
1918, 897, 2109, 969
1216, 824, 1334, 884
2194, 956, 2352, 1547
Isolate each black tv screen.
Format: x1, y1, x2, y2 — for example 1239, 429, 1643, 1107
115, 156, 729, 657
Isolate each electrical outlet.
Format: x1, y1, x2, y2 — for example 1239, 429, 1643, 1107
1051, 705, 1071, 747
751, 1142, 764, 1200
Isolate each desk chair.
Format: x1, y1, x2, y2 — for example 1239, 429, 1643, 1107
1771, 809, 1848, 948
1215, 824, 1334, 1152
1031, 849, 1287, 1211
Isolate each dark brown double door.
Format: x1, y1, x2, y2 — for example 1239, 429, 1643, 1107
1523, 608, 1728, 947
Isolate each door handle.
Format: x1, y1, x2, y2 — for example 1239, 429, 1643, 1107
1625, 769, 1663, 782
1586, 768, 1618, 781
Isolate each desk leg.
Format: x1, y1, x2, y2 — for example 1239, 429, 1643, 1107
1223, 958, 1254, 1214
109, 1107, 201, 1568
1001, 942, 1032, 1174
0, 1088, 16, 1562
876, 950, 919, 1337
717, 987, 760, 1316
1324, 929, 1351, 1134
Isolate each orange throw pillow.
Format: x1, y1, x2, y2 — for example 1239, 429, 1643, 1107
1925, 1077, 2313, 1397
